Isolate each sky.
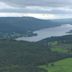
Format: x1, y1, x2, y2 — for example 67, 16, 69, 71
0, 0, 72, 19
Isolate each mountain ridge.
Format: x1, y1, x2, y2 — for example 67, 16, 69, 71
0, 17, 72, 33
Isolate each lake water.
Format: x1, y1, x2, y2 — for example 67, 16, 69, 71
16, 24, 72, 42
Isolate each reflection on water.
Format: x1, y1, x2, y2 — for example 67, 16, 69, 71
16, 24, 72, 42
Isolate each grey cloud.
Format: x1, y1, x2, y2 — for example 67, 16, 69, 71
0, 0, 72, 14
1, 0, 72, 6
0, 6, 72, 14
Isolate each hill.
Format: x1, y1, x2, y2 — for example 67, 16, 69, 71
39, 58, 72, 72
0, 17, 71, 33
0, 17, 56, 33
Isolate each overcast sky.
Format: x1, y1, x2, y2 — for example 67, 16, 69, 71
1, 0, 72, 6
0, 0, 72, 19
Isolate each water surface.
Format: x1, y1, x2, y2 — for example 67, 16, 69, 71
16, 24, 72, 42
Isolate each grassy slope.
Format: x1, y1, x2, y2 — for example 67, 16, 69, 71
39, 58, 72, 72
48, 41, 72, 53
51, 43, 72, 53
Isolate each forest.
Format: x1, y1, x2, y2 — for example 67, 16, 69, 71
0, 35, 72, 72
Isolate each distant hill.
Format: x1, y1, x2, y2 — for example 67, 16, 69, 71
0, 17, 72, 33
52, 18, 72, 24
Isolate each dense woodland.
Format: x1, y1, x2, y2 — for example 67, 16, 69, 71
0, 35, 72, 72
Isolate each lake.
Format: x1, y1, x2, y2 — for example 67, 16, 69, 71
16, 24, 72, 42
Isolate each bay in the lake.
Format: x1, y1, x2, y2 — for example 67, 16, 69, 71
16, 24, 72, 42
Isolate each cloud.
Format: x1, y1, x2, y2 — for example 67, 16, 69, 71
0, 1, 72, 13
0, 1, 72, 19
0, 13, 58, 19
25, 6, 72, 12
0, 1, 15, 9
2, 0, 72, 6
0, 13, 72, 20
0, 4, 72, 14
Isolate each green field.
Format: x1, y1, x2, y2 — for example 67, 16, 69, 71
48, 41, 72, 53
39, 58, 72, 72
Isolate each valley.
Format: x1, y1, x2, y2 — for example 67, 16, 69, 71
0, 0, 72, 72
0, 17, 72, 72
